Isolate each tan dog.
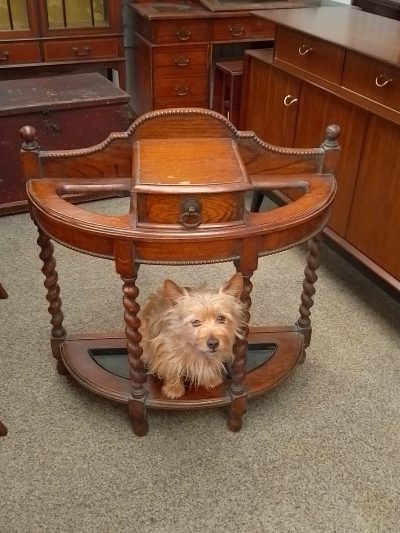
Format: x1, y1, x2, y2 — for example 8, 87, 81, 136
140, 273, 246, 399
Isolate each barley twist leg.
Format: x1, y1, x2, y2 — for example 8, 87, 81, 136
296, 233, 322, 362
122, 275, 148, 436
36, 225, 67, 375
227, 270, 253, 432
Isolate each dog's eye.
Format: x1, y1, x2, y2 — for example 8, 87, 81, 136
216, 315, 226, 323
191, 320, 201, 327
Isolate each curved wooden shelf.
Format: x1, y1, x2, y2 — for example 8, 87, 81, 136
60, 326, 304, 410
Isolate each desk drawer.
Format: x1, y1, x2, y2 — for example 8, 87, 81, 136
154, 76, 208, 100
152, 20, 210, 44
43, 38, 119, 62
275, 26, 344, 83
342, 51, 400, 112
0, 41, 40, 64
213, 17, 274, 41
153, 45, 209, 77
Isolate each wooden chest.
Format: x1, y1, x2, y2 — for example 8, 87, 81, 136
0, 73, 130, 215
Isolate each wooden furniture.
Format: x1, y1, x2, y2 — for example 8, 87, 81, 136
241, 7, 400, 291
0, 283, 8, 437
21, 107, 339, 436
125, 0, 280, 116
0, 0, 125, 89
212, 58, 244, 126
352, 0, 400, 20
0, 72, 131, 215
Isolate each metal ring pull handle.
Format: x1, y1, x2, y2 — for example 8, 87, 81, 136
176, 28, 192, 41
179, 198, 202, 228
174, 56, 190, 66
298, 44, 313, 56
375, 74, 393, 88
174, 86, 189, 96
283, 94, 298, 107
229, 25, 245, 37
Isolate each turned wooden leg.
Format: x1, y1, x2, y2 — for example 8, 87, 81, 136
122, 274, 148, 436
296, 233, 322, 363
227, 268, 253, 432
0, 420, 7, 437
36, 225, 67, 375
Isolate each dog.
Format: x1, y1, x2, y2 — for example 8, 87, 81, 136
139, 272, 247, 399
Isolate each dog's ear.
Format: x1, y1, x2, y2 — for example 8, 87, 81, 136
162, 279, 187, 304
220, 272, 243, 299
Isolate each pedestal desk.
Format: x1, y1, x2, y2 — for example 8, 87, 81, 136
21, 108, 338, 435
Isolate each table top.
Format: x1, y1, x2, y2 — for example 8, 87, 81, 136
252, 6, 400, 66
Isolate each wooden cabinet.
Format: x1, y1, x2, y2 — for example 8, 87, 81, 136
126, 1, 274, 116
241, 7, 400, 290
0, 0, 125, 88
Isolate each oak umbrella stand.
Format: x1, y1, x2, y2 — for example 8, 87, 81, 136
20, 108, 339, 436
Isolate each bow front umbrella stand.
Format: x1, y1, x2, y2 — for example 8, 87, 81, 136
20, 108, 339, 436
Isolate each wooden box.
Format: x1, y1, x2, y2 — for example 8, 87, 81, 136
0, 73, 130, 215
131, 137, 252, 228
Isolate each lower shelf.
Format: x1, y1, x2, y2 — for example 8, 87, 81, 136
60, 326, 304, 410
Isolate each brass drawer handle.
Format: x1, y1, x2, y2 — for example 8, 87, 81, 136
0, 50, 10, 61
174, 85, 190, 96
229, 25, 245, 37
176, 28, 192, 41
73, 46, 91, 57
298, 44, 313, 56
375, 74, 393, 88
283, 94, 298, 107
174, 56, 190, 66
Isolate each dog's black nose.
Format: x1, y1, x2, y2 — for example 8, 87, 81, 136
207, 338, 219, 351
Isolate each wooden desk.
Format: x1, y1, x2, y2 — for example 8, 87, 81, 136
241, 7, 400, 291
21, 108, 338, 435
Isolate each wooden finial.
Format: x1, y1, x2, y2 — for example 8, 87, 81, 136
20, 125, 39, 151
322, 124, 340, 149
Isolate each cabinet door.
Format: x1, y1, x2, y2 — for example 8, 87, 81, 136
38, 0, 121, 35
240, 54, 300, 147
0, 0, 37, 38
346, 116, 400, 280
294, 83, 368, 237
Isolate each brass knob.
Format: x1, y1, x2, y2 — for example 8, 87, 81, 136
283, 94, 298, 107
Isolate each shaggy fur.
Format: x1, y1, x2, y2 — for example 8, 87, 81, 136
140, 273, 246, 399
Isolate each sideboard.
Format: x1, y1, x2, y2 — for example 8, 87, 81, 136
240, 7, 400, 291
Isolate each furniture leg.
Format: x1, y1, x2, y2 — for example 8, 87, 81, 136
36, 224, 67, 375
296, 233, 323, 362
0, 283, 8, 299
0, 420, 7, 437
122, 274, 148, 436
227, 268, 253, 432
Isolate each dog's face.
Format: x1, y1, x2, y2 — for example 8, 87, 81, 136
162, 273, 245, 358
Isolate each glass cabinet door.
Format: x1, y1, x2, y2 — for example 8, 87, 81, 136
0, 0, 32, 33
45, 0, 108, 30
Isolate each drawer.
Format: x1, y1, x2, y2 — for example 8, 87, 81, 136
275, 26, 344, 84
341, 51, 400, 112
43, 38, 119, 62
153, 45, 209, 77
151, 19, 210, 44
154, 76, 208, 101
0, 41, 40, 65
213, 17, 274, 41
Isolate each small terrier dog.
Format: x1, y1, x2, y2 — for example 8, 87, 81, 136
140, 273, 246, 399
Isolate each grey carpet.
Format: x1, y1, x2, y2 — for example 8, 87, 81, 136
0, 198, 399, 533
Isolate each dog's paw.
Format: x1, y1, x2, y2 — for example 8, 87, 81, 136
205, 376, 223, 390
162, 382, 186, 399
